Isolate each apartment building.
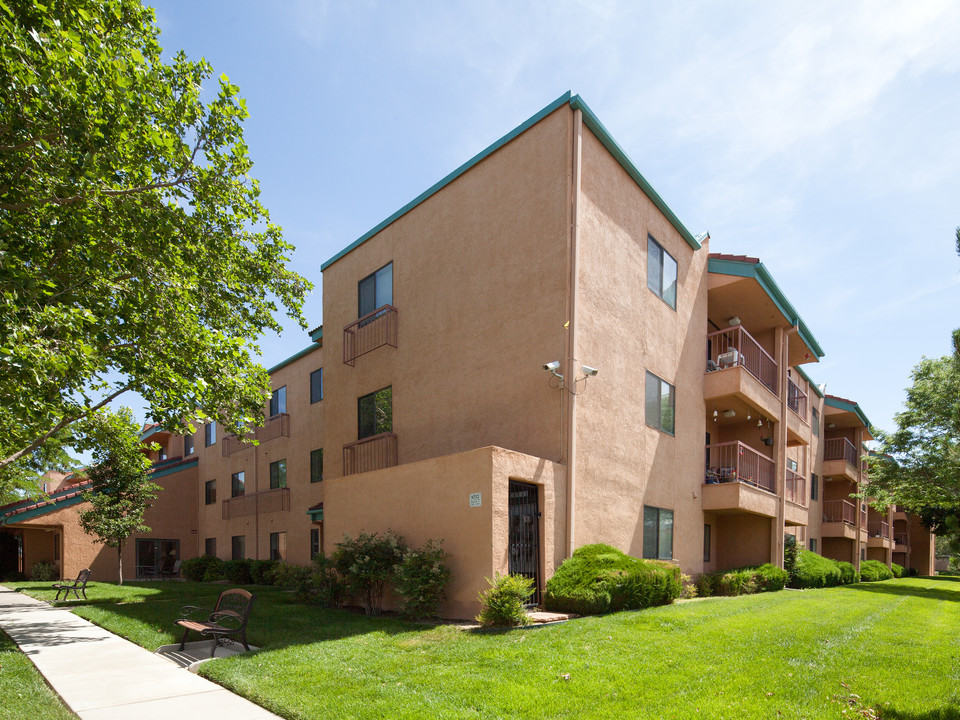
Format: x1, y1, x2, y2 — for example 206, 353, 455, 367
1, 92, 934, 607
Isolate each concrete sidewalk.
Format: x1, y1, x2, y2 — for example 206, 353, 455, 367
0, 586, 281, 719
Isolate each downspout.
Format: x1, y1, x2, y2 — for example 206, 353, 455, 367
565, 108, 583, 559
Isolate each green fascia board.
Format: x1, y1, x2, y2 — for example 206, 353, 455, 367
321, 91, 574, 271
267, 342, 321, 375
794, 365, 824, 398
568, 95, 699, 250
309, 326, 323, 343
140, 425, 165, 442
321, 91, 702, 272
825, 396, 872, 430
307, 507, 323, 522
1, 490, 88, 526
150, 457, 198, 481
707, 257, 825, 359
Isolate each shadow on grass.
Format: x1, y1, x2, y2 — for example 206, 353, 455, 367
879, 705, 960, 719
840, 577, 960, 603
11, 580, 433, 653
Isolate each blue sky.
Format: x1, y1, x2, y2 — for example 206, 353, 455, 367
146, 0, 960, 436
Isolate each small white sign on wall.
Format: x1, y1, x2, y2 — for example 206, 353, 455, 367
469, 492, 482, 508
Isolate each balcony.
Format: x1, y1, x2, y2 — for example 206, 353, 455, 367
704, 327, 781, 420
823, 437, 860, 482
894, 533, 909, 547
703, 441, 778, 517
222, 413, 291, 457
787, 378, 808, 419
343, 432, 398, 476
707, 326, 778, 394
344, 305, 398, 366
822, 499, 857, 540
221, 487, 290, 520
868, 519, 892, 549
785, 469, 807, 507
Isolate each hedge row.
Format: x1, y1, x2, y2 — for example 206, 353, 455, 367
696, 564, 789, 597
790, 549, 861, 588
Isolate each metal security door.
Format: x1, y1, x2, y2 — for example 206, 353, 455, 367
508, 480, 541, 605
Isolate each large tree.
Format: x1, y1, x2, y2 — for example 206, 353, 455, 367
77, 408, 160, 585
0, 0, 311, 480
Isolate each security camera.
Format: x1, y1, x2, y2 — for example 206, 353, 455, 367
543, 361, 561, 372
581, 365, 599, 378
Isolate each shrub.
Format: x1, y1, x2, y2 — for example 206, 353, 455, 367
394, 539, 453, 619
791, 549, 842, 588
755, 563, 789, 591
272, 562, 314, 599
783, 533, 798, 576
909, 567, 919, 577
223, 559, 253, 584
859, 560, 894, 582
334, 530, 407, 615
311, 553, 348, 608
250, 559, 279, 585
543, 544, 681, 615
836, 561, 860, 585
695, 573, 715, 598
31, 561, 57, 581
695, 564, 787, 597
182, 555, 223, 582
891, 563, 904, 579
476, 573, 533, 627
679, 573, 698, 599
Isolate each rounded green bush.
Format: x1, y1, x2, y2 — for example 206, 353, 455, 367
476, 573, 533, 626
543, 544, 681, 615
891, 563, 904, 579
859, 559, 894, 582
836, 561, 860, 584
182, 555, 223, 582
791, 549, 842, 588
224, 559, 253, 584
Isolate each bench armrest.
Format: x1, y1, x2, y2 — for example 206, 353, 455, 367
178, 605, 208, 620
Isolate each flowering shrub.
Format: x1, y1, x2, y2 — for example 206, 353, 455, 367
393, 539, 452, 619
333, 530, 407, 615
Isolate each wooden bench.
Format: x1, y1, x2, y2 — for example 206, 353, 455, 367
52, 569, 91, 601
175, 588, 255, 658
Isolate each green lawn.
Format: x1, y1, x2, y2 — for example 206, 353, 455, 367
13, 577, 960, 719
0, 628, 75, 720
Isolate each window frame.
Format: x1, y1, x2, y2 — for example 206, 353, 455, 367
310, 448, 324, 483
269, 531, 287, 561
358, 262, 393, 319
644, 371, 676, 435
811, 406, 820, 437
205, 537, 216, 557
358, 386, 393, 440
270, 386, 287, 417
204, 479, 216, 506
231, 535, 245, 561
204, 421, 216, 447
310, 528, 321, 559
643, 505, 674, 561
811, 473, 819, 501
703, 523, 711, 563
269, 459, 287, 489
646, 235, 678, 310
184, 434, 195, 456
231, 471, 245, 498
310, 368, 323, 404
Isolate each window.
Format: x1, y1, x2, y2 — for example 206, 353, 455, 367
231, 471, 245, 498
358, 386, 393, 439
645, 372, 675, 435
270, 531, 287, 561
310, 448, 324, 483
703, 524, 711, 563
157, 445, 167, 462
787, 458, 798, 472
184, 434, 195, 456
809, 538, 817, 553
232, 535, 245, 561
647, 236, 677, 309
310, 368, 323, 403
204, 480, 216, 505
358, 262, 393, 318
310, 528, 321, 559
205, 421, 216, 447
861, 547, 866, 561
811, 473, 819, 501
269, 459, 287, 489
811, 406, 820, 437
643, 506, 674, 560
205, 538, 216, 557
270, 386, 287, 416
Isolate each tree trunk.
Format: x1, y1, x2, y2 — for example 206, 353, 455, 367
117, 543, 123, 586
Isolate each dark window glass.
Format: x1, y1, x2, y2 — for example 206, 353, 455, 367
358, 262, 393, 318
310, 368, 323, 404
205, 538, 216, 557
643, 506, 674, 561
231, 471, 245, 498
809, 538, 817, 553
358, 386, 392, 439
270, 386, 287, 416
231, 535, 245, 561
812, 406, 820, 437
310, 528, 320, 559
811, 473, 819, 501
703, 524, 711, 563
647, 236, 677, 309
645, 371, 675, 435
157, 445, 167, 462
310, 448, 324, 483
270, 531, 287, 561
204, 480, 216, 505
184, 434, 195, 456
205, 422, 216, 447
269, 459, 287, 489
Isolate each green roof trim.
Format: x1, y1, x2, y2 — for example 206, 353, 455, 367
794, 365, 824, 398
307, 506, 323, 522
568, 95, 699, 250
140, 425, 165, 441
150, 457, 198, 481
309, 326, 323, 343
1, 493, 87, 525
824, 396, 873, 430
267, 342, 321, 375
707, 257, 825, 360
0, 483, 91, 526
321, 91, 701, 271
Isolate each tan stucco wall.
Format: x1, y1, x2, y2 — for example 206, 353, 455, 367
715, 514, 771, 569
324, 446, 564, 619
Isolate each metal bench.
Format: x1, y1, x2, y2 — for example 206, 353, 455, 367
52, 569, 91, 601
175, 588, 255, 658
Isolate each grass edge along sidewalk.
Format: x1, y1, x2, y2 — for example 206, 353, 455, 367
12, 576, 960, 719
0, 627, 75, 720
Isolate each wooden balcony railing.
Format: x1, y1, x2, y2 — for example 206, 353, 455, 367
785, 469, 807, 506
894, 533, 908, 546
787, 378, 808, 420
824, 437, 859, 469
704, 441, 776, 494
824, 499, 856, 525
344, 305, 398, 366
343, 432, 398, 476
221, 487, 290, 520
221, 413, 290, 457
706, 325, 778, 396
868, 520, 890, 539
